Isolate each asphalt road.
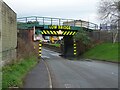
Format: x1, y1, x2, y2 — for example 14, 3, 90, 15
42, 48, 118, 88
23, 58, 49, 88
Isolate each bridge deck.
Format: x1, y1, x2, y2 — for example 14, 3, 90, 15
17, 16, 98, 31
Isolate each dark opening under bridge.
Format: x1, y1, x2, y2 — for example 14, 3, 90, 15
17, 16, 98, 58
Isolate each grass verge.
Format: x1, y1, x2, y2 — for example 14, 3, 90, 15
82, 43, 119, 62
2, 56, 37, 89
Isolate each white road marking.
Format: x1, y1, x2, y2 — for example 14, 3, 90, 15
42, 59, 53, 88
112, 72, 114, 74
50, 53, 59, 56
85, 59, 92, 61
44, 49, 59, 55
43, 49, 50, 51
41, 56, 50, 58
111, 72, 118, 76
9, 87, 19, 88
87, 65, 91, 66
65, 84, 71, 88
43, 49, 55, 53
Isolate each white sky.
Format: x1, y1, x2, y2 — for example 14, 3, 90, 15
3, 0, 101, 24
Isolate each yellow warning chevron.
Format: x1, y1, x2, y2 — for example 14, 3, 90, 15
41, 30, 77, 35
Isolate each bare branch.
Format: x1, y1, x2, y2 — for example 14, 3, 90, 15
98, 0, 120, 24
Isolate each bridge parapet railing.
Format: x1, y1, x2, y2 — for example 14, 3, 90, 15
17, 16, 98, 30
17, 16, 75, 26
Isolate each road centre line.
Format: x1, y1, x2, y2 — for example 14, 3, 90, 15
64, 84, 72, 88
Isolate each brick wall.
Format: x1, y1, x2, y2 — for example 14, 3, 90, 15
0, 1, 17, 65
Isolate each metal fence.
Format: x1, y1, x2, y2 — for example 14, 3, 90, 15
88, 29, 119, 43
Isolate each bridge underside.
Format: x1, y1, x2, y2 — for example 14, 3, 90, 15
36, 29, 77, 36
34, 27, 78, 58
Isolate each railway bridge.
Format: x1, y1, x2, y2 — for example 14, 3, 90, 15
17, 16, 98, 58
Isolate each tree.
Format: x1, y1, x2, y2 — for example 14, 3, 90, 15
73, 29, 92, 55
74, 29, 91, 45
98, 0, 120, 43
98, 0, 120, 24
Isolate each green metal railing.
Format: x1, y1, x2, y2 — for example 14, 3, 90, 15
17, 16, 98, 31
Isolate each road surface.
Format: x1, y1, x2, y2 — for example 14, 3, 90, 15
42, 48, 118, 88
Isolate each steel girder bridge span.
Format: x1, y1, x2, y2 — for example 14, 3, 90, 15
17, 16, 98, 58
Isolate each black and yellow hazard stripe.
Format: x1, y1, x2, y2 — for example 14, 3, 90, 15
62, 31, 67, 35
42, 30, 47, 34
62, 31, 77, 36
66, 31, 71, 35
69, 31, 73, 35
38, 40, 42, 57
50, 30, 53, 34
41, 31, 44, 34
53, 31, 58, 35
42, 30, 58, 35
73, 40, 77, 56
41, 30, 77, 36
72, 31, 76, 35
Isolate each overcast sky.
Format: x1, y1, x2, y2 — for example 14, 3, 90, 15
3, 0, 101, 24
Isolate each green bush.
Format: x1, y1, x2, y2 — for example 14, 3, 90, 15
74, 29, 91, 45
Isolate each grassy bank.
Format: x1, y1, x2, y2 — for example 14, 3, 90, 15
83, 43, 119, 62
49, 44, 60, 47
2, 56, 37, 89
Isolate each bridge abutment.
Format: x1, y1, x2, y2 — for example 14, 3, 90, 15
60, 36, 77, 58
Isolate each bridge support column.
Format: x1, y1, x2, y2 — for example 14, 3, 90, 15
63, 36, 75, 58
